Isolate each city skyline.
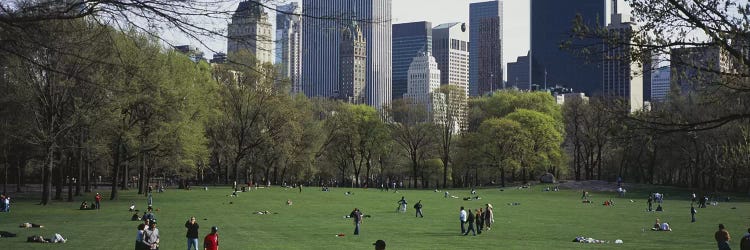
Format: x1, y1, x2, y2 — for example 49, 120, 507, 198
171, 0, 632, 82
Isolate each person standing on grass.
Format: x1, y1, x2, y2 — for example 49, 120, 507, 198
475, 208, 484, 234
204, 226, 219, 250
414, 200, 423, 218
459, 206, 467, 234
484, 204, 494, 231
739, 228, 750, 250
185, 217, 200, 250
647, 195, 653, 211
397, 196, 407, 213
715, 224, 731, 250
136, 223, 149, 250
95, 193, 102, 209
350, 208, 363, 235
144, 220, 160, 250
464, 208, 476, 236
691, 206, 697, 223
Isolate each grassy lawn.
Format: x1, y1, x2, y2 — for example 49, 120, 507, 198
0, 183, 746, 249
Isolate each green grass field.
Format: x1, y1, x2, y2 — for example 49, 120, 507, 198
0, 184, 746, 249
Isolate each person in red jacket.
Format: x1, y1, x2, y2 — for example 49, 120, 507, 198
204, 226, 219, 250
94, 193, 102, 210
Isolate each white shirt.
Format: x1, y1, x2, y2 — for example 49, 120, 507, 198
460, 210, 467, 222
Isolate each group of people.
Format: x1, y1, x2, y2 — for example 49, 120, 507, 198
135, 216, 219, 250
650, 218, 671, 231
459, 204, 494, 236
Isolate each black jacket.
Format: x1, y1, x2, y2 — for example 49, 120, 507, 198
185, 221, 199, 238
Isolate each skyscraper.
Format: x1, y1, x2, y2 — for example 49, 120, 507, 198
470, 1, 503, 96
403, 52, 444, 123
339, 21, 367, 104
507, 52, 530, 90
302, 0, 392, 108
650, 66, 670, 102
227, 1, 274, 63
433, 22, 469, 97
530, 0, 605, 94
276, 3, 303, 94
433, 22, 469, 131
392, 21, 432, 101
602, 2, 644, 112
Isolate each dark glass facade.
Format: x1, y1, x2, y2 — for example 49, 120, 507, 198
392, 21, 432, 100
530, 0, 605, 94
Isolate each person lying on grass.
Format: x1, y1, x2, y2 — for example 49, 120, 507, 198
19, 223, 43, 228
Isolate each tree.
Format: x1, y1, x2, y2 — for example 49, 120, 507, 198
476, 118, 532, 187
505, 109, 564, 182
388, 99, 437, 188
435, 85, 466, 188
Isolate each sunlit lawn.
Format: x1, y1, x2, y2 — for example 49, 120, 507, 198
0, 183, 746, 249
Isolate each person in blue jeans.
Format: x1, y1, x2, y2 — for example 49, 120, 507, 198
185, 217, 199, 250
350, 208, 362, 235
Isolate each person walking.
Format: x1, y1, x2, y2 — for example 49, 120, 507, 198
185, 217, 200, 250
203, 226, 219, 250
459, 206, 467, 234
647, 195, 653, 211
715, 224, 731, 250
95, 193, 102, 210
414, 200, 423, 218
144, 220, 160, 250
691, 206, 697, 223
397, 197, 407, 213
350, 208, 363, 235
464, 209, 476, 236
475, 208, 484, 234
484, 204, 494, 231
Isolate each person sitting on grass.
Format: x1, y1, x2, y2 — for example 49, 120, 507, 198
131, 212, 141, 221
655, 204, 663, 211
80, 201, 89, 210
129, 202, 136, 212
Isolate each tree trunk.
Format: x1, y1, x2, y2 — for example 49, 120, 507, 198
41, 144, 54, 205
76, 132, 83, 196
110, 140, 122, 200
121, 161, 129, 190
84, 145, 91, 193
54, 149, 63, 201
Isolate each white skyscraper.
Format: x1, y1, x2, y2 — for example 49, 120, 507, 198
302, 0, 392, 108
276, 3, 302, 94
403, 52, 444, 123
432, 22, 468, 129
228, 1, 274, 64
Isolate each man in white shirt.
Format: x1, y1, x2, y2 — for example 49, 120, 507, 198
459, 206, 467, 234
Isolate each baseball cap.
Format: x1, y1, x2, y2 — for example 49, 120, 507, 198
211, 226, 218, 233
373, 240, 386, 247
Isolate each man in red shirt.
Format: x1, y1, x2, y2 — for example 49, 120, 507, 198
204, 226, 219, 250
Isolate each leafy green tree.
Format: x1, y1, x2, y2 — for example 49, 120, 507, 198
476, 118, 532, 187
505, 109, 564, 182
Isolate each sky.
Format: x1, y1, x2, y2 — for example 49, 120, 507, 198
173, 0, 631, 81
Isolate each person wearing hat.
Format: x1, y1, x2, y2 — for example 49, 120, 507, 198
204, 226, 219, 250
373, 239, 386, 250
144, 220, 160, 250
94, 193, 102, 210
